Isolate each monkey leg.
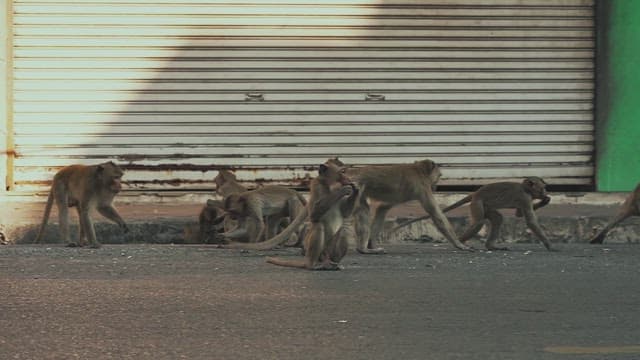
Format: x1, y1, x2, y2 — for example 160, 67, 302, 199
354, 198, 372, 254
484, 210, 507, 251
55, 197, 73, 247
361, 203, 391, 254
75, 207, 88, 247
589, 210, 632, 244
324, 225, 350, 265
419, 191, 473, 251
79, 207, 101, 248
459, 201, 488, 245
266, 224, 340, 270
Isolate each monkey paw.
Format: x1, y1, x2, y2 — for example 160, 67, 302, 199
589, 236, 604, 244
455, 244, 476, 252
356, 247, 386, 255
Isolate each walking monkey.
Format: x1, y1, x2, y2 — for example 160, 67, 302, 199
394, 177, 553, 251
34, 161, 128, 248
589, 182, 640, 244
352, 159, 471, 253
266, 160, 357, 270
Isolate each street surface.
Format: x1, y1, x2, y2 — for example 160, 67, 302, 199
1, 242, 639, 360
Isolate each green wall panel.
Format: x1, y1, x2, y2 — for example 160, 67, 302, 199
596, 0, 640, 191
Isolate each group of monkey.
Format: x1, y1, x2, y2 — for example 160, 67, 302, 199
34, 158, 640, 271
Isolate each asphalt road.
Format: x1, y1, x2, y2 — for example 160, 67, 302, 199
1, 242, 639, 360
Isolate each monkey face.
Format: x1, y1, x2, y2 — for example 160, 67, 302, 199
97, 161, 124, 193
319, 162, 352, 191
523, 177, 547, 199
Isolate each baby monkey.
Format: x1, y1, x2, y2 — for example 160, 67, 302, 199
394, 177, 553, 251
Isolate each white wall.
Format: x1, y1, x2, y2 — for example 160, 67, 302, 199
0, 0, 9, 192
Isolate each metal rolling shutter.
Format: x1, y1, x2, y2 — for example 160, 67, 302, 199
11, 0, 595, 191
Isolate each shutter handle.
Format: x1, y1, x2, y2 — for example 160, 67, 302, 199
365, 93, 385, 101
245, 93, 265, 101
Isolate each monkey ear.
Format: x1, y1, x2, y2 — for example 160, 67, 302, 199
319, 164, 328, 174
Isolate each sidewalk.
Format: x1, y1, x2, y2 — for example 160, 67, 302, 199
1, 191, 638, 246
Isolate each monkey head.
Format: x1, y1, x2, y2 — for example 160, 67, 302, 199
415, 159, 441, 191
318, 161, 353, 192
97, 161, 124, 193
522, 177, 548, 199
325, 157, 345, 167
214, 169, 237, 188
204, 199, 226, 226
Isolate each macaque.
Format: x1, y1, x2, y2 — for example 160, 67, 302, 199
266, 161, 357, 270
352, 159, 471, 253
34, 161, 128, 248
394, 177, 553, 251
220, 186, 306, 246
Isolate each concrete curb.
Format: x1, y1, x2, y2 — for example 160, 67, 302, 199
2, 192, 639, 246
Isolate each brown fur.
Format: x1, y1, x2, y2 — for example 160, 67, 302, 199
589, 182, 640, 244
266, 160, 357, 270
220, 186, 307, 248
34, 161, 128, 248
214, 169, 247, 197
394, 177, 552, 251
196, 199, 226, 243
352, 159, 471, 253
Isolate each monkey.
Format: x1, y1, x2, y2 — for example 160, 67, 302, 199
266, 160, 358, 270
214, 169, 247, 197
589, 182, 640, 244
351, 159, 471, 253
219, 186, 307, 247
196, 199, 226, 243
34, 161, 128, 248
392, 177, 553, 251
212, 169, 299, 245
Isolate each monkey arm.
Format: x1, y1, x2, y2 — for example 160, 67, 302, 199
97, 205, 129, 233
339, 185, 359, 217
521, 207, 553, 251
310, 186, 351, 222
516, 195, 550, 217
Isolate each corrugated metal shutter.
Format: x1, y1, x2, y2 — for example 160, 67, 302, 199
11, 0, 595, 191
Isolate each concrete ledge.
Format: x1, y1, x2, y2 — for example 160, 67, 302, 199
1, 192, 638, 246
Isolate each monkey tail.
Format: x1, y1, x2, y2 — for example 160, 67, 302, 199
391, 194, 473, 232
265, 256, 307, 269
296, 192, 308, 206
34, 191, 54, 243
222, 208, 309, 251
